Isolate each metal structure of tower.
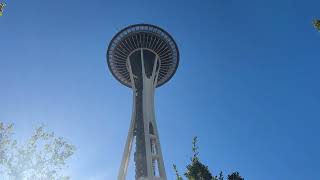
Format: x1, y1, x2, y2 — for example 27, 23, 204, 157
107, 24, 179, 180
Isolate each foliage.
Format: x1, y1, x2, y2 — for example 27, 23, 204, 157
174, 137, 244, 180
212, 171, 224, 180
227, 172, 244, 180
173, 164, 183, 180
184, 137, 213, 180
0, 122, 75, 180
184, 159, 213, 180
314, 19, 320, 31
0, 3, 6, 16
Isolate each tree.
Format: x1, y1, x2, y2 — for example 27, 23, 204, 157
184, 137, 213, 180
227, 172, 244, 180
0, 3, 6, 16
173, 164, 183, 180
174, 137, 244, 180
174, 137, 213, 180
213, 171, 224, 180
0, 122, 75, 180
314, 19, 320, 31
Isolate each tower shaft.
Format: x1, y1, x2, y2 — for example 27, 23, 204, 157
118, 49, 167, 180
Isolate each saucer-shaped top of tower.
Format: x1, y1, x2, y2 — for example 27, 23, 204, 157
107, 24, 179, 88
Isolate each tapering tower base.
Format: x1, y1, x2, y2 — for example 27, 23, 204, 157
118, 49, 166, 180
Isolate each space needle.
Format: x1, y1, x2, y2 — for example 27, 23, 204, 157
107, 24, 179, 180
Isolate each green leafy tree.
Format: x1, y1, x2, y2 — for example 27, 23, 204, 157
184, 137, 213, 180
213, 171, 224, 180
0, 122, 75, 180
174, 137, 214, 180
314, 19, 320, 31
174, 137, 244, 180
0, 3, 6, 16
173, 164, 183, 180
227, 172, 244, 180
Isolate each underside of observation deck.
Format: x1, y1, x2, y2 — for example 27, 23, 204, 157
107, 24, 179, 88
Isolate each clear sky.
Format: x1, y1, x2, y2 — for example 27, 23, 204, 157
1, 0, 320, 179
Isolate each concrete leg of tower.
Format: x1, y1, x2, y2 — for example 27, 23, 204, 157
117, 49, 167, 180
141, 54, 167, 180
117, 92, 136, 180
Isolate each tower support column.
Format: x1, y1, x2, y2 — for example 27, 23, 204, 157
118, 49, 167, 180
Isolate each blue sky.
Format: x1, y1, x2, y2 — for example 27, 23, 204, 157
1, 0, 320, 179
